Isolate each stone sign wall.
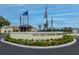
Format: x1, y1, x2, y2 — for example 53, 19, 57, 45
10, 32, 64, 40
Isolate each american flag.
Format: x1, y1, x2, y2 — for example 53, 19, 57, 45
23, 10, 28, 16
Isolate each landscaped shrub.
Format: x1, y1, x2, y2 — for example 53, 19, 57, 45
4, 35, 73, 46
54, 41, 59, 45
16, 39, 24, 44
27, 40, 33, 46
12, 39, 17, 43
58, 41, 63, 45
42, 41, 50, 46
51, 41, 56, 45
36, 41, 49, 46
5, 34, 10, 39
27, 40, 50, 46
63, 40, 69, 43
63, 35, 71, 39
31, 39, 34, 41
50, 38, 53, 41
4, 37, 13, 42
46, 39, 50, 41
23, 39, 28, 45
30, 41, 40, 46
41, 39, 44, 41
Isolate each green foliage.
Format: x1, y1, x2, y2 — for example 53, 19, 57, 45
63, 27, 73, 33
51, 41, 56, 45
28, 40, 50, 46
63, 35, 73, 44
0, 16, 10, 26
15, 39, 24, 44
4, 35, 73, 46
23, 39, 28, 45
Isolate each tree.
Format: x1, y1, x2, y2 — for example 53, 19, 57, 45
0, 16, 10, 33
63, 27, 73, 33
0, 16, 10, 26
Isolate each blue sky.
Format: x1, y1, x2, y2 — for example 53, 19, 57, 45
0, 4, 79, 28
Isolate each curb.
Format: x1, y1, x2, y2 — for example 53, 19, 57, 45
0, 38, 77, 49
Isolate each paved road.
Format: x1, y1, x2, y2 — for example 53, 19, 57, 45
0, 35, 79, 55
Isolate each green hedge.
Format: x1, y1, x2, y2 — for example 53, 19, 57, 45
4, 35, 73, 46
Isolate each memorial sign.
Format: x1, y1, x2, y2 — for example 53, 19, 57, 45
10, 32, 64, 40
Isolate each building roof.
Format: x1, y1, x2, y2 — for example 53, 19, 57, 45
1, 26, 14, 28
1, 26, 20, 29
19, 25, 33, 28
72, 28, 79, 30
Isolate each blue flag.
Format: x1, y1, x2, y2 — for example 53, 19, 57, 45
23, 11, 28, 16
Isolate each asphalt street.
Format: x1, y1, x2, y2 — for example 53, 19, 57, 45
0, 35, 79, 55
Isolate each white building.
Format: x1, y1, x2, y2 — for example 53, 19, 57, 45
0, 25, 38, 33
1, 26, 14, 33
73, 28, 79, 34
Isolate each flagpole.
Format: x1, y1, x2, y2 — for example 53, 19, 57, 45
19, 15, 21, 32
23, 16, 24, 25
22, 10, 29, 25
51, 16, 53, 32
20, 15, 21, 26
27, 9, 29, 25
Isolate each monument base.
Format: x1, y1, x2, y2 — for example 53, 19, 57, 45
10, 32, 64, 40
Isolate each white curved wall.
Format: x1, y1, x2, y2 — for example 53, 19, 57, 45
10, 32, 63, 40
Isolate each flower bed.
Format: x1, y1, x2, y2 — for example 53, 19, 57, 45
4, 35, 73, 46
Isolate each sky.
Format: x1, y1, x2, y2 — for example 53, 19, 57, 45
0, 4, 79, 28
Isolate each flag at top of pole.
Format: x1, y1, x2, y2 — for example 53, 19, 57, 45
22, 10, 29, 25
22, 10, 28, 16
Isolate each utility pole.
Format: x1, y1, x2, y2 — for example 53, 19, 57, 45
44, 5, 48, 31
20, 15, 21, 26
